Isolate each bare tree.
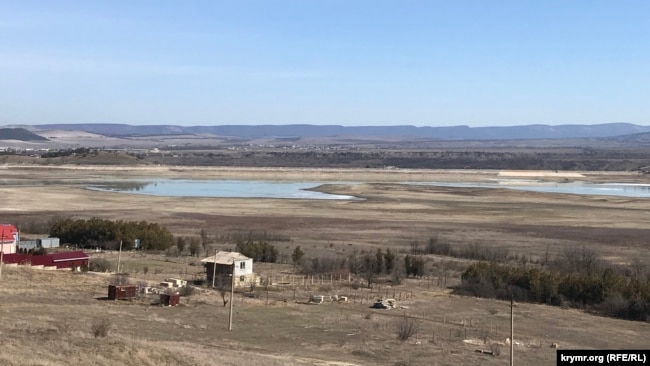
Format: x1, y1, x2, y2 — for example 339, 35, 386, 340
109, 273, 130, 285
362, 253, 377, 288
200, 228, 209, 246
410, 241, 421, 255
291, 246, 305, 268
215, 275, 231, 307
176, 236, 186, 254
189, 237, 202, 257
630, 258, 647, 280
555, 246, 601, 275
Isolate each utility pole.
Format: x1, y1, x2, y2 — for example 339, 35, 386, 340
229, 257, 235, 331
211, 249, 218, 288
117, 240, 123, 273
510, 296, 514, 366
0, 227, 5, 281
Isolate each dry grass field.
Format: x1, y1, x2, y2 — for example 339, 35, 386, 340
0, 165, 649, 365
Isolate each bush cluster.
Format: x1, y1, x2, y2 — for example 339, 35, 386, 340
235, 240, 278, 262
421, 236, 509, 262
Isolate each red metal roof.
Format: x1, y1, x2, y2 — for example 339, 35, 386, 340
0, 224, 18, 242
50, 251, 90, 262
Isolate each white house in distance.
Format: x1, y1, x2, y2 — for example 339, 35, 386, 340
0, 224, 18, 254
201, 251, 258, 288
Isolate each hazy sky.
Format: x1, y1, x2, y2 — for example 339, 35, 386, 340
1, 1, 648, 127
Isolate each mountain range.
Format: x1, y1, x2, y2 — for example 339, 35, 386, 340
14, 122, 648, 140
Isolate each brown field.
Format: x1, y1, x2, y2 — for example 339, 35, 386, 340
0, 165, 649, 365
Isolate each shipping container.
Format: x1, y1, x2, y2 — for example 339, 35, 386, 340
108, 285, 137, 300
38, 237, 60, 248
160, 293, 180, 306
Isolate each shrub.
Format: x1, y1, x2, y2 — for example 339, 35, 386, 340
57, 319, 72, 334
91, 318, 111, 338
391, 268, 404, 285
109, 274, 130, 285
89, 258, 112, 272
300, 256, 342, 275
425, 236, 454, 256
178, 286, 195, 297
461, 242, 509, 262
396, 314, 418, 341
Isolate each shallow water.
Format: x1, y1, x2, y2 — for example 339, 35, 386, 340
89, 179, 359, 200
408, 181, 650, 198
88, 179, 650, 199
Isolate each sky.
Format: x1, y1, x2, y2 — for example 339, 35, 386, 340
1, 1, 649, 127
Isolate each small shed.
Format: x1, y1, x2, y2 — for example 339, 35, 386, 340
160, 293, 180, 306
108, 284, 137, 300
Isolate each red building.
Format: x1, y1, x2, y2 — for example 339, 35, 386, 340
2, 251, 89, 269
0, 224, 18, 254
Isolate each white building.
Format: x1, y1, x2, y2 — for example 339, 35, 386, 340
201, 251, 257, 288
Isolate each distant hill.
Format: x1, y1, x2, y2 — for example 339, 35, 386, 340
28, 122, 650, 140
608, 132, 650, 144
0, 128, 49, 141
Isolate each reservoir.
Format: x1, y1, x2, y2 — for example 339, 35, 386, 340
89, 179, 650, 199
89, 180, 360, 200
408, 181, 650, 198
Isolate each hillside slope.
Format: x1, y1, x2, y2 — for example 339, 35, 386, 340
0, 128, 49, 141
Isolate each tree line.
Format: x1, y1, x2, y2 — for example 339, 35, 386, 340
459, 248, 650, 322
49, 217, 174, 250
292, 246, 427, 288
